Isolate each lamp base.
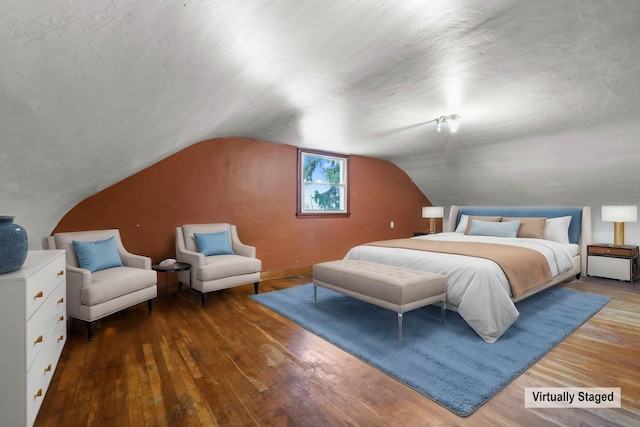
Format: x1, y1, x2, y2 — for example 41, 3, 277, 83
429, 218, 436, 233
613, 222, 625, 246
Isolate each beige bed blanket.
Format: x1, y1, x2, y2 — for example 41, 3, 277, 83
365, 239, 553, 298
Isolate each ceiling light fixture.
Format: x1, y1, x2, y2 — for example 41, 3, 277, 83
435, 114, 461, 133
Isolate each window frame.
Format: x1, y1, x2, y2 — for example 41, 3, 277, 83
296, 148, 350, 218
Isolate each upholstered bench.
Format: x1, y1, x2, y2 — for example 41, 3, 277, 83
312, 259, 447, 340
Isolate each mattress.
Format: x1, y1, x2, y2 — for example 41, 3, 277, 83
344, 232, 575, 342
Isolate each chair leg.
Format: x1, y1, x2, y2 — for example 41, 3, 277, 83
148, 299, 154, 313
254, 282, 260, 294
87, 321, 96, 341
201, 291, 207, 307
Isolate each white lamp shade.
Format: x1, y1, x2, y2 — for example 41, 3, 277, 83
422, 206, 444, 218
601, 205, 638, 222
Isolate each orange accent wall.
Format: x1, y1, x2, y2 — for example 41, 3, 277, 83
53, 138, 433, 272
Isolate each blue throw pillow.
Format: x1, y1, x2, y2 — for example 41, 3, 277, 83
194, 231, 235, 256
72, 236, 124, 272
467, 220, 521, 238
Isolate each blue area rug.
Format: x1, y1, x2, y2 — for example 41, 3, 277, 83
251, 284, 609, 416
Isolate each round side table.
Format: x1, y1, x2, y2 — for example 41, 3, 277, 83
152, 261, 191, 295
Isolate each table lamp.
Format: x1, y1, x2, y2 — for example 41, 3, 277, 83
422, 206, 444, 233
601, 205, 637, 245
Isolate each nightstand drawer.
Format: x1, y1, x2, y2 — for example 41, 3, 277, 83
588, 256, 635, 281
587, 245, 638, 257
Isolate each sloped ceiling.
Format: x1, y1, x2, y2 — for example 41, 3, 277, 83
2, 0, 640, 246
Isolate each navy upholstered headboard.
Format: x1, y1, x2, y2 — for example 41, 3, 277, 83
453, 206, 584, 244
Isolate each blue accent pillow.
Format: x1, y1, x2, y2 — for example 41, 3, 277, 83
72, 236, 124, 272
467, 220, 521, 238
194, 231, 234, 256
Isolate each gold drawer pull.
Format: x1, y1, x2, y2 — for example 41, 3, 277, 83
34, 291, 44, 300
34, 335, 43, 345
44, 364, 52, 373
34, 388, 43, 399
57, 270, 64, 276
58, 335, 64, 342
57, 297, 64, 304
58, 315, 65, 321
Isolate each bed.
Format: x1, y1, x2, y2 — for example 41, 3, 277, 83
344, 206, 592, 343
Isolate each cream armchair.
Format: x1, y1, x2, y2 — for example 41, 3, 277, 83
47, 229, 157, 341
176, 224, 261, 306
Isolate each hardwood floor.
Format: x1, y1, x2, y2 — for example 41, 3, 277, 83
35, 274, 640, 426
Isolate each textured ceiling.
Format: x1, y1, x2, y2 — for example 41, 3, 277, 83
2, 0, 640, 246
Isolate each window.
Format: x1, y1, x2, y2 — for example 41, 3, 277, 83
297, 149, 350, 217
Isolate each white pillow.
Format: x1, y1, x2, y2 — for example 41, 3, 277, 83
544, 216, 572, 244
455, 215, 469, 233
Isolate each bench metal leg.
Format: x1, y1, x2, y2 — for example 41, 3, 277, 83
398, 312, 403, 341
313, 283, 317, 304
441, 300, 446, 324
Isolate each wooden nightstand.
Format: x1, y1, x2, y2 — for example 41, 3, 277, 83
587, 244, 639, 282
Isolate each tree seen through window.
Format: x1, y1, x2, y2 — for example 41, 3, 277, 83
298, 150, 349, 215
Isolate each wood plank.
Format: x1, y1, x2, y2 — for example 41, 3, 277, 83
260, 266, 312, 281
34, 275, 640, 426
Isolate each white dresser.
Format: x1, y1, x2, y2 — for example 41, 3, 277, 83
0, 250, 67, 427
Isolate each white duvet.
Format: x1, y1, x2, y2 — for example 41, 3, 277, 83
344, 232, 575, 343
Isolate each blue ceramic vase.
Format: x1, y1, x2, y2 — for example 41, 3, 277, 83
0, 216, 28, 274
